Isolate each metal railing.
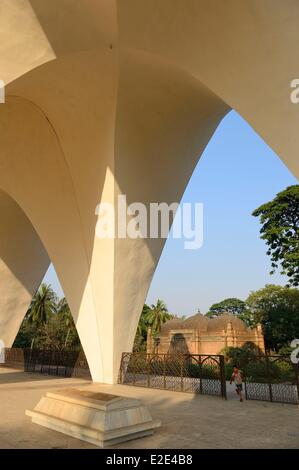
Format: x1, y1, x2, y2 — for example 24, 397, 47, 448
0, 347, 91, 380
118, 352, 227, 399
242, 355, 299, 405
2, 348, 297, 404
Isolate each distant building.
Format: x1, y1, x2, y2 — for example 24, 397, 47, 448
147, 313, 265, 355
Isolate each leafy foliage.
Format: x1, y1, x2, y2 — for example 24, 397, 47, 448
133, 300, 175, 352
252, 185, 299, 287
221, 343, 259, 368
206, 298, 247, 318
207, 285, 299, 351
223, 345, 296, 384
222, 343, 259, 369
145, 299, 173, 335
57, 297, 75, 349
13, 287, 81, 351
246, 284, 299, 351
26, 283, 57, 326
133, 304, 151, 352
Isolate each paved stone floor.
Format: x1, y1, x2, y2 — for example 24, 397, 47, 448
0, 368, 298, 449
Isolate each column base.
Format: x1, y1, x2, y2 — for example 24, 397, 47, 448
26, 388, 161, 448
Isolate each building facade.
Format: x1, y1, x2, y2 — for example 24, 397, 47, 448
147, 313, 265, 356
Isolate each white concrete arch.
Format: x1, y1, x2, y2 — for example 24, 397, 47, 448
0, 188, 49, 347
0, 0, 298, 384
117, 0, 299, 177
0, 95, 105, 381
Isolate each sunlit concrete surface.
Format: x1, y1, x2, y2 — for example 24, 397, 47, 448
0, 368, 298, 449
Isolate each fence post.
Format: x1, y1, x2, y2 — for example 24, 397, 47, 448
48, 350, 53, 375
119, 353, 124, 384
147, 354, 150, 387
40, 350, 44, 374
244, 375, 248, 401
180, 355, 184, 392
219, 355, 227, 399
24, 349, 28, 371
296, 363, 299, 405
243, 358, 249, 401
132, 354, 136, 385
32, 349, 37, 373
199, 356, 203, 395
265, 355, 273, 402
163, 355, 166, 390
56, 351, 59, 376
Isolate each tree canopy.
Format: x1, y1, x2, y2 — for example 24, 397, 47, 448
13, 281, 299, 356
144, 299, 172, 336
252, 185, 299, 287
26, 283, 57, 326
246, 284, 299, 352
206, 285, 299, 351
14, 286, 81, 351
206, 298, 247, 318
133, 300, 175, 351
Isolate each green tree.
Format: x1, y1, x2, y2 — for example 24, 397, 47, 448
136, 304, 150, 338
57, 297, 75, 349
146, 299, 173, 336
25, 283, 57, 348
36, 316, 68, 350
246, 284, 299, 351
252, 185, 299, 287
36, 313, 81, 351
222, 343, 259, 368
13, 321, 36, 349
14, 288, 82, 351
206, 298, 247, 318
133, 304, 150, 352
133, 303, 180, 352
26, 283, 57, 326
14, 283, 57, 349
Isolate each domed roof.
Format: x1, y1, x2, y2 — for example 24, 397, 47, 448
160, 318, 184, 334
182, 313, 209, 331
160, 313, 209, 334
160, 312, 248, 336
207, 313, 247, 332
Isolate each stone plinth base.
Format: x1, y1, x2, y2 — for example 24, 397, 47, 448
26, 388, 161, 447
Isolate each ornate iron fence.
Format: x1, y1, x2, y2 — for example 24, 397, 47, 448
2, 349, 296, 404
118, 352, 227, 398
0, 348, 91, 379
242, 355, 299, 404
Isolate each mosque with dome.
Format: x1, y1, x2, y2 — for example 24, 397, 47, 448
147, 313, 265, 356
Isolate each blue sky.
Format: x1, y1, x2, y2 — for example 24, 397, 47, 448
44, 110, 297, 316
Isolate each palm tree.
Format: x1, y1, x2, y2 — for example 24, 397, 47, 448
57, 297, 74, 349
146, 299, 173, 335
26, 283, 57, 326
136, 304, 150, 338
26, 283, 57, 349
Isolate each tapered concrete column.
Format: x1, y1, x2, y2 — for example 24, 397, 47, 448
0, 97, 108, 382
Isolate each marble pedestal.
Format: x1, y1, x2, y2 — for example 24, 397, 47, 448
26, 388, 161, 447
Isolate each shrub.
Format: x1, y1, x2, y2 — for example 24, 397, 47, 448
222, 343, 259, 368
